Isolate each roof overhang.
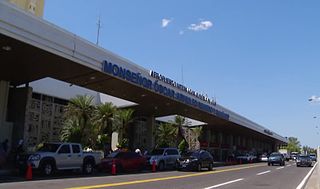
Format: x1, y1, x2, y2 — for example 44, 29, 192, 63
0, 1, 287, 144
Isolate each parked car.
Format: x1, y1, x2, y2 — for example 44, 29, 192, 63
259, 154, 268, 162
282, 153, 290, 161
296, 155, 312, 167
98, 151, 146, 172
146, 148, 180, 171
236, 153, 257, 163
177, 150, 214, 171
268, 152, 285, 166
309, 154, 317, 162
25, 142, 103, 176
290, 152, 299, 160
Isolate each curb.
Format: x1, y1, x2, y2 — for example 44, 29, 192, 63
296, 161, 318, 189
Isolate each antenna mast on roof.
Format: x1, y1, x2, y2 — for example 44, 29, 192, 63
95, 14, 102, 105
96, 14, 102, 45
181, 64, 184, 85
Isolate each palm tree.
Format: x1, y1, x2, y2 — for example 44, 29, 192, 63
114, 108, 134, 148
156, 122, 178, 148
173, 115, 189, 146
93, 102, 117, 150
62, 95, 95, 147
190, 126, 202, 150
94, 102, 116, 134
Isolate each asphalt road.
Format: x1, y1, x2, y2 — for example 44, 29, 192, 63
0, 161, 313, 189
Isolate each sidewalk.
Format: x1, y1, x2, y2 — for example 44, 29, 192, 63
304, 162, 319, 189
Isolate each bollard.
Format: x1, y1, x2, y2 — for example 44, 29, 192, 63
26, 163, 32, 180
111, 160, 116, 175
152, 160, 156, 172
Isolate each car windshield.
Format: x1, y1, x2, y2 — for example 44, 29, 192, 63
298, 155, 309, 159
183, 151, 200, 158
38, 143, 60, 152
150, 149, 164, 155
270, 153, 281, 157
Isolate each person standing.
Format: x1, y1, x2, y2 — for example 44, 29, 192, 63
1, 139, 8, 153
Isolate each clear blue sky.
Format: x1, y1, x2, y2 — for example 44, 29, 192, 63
44, 0, 320, 148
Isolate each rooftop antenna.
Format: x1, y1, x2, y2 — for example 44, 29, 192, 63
95, 14, 102, 105
96, 14, 102, 45
212, 89, 217, 105
181, 64, 184, 85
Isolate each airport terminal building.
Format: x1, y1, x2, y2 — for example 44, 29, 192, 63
0, 1, 287, 161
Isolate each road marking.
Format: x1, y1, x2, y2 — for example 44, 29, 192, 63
296, 162, 318, 189
287, 164, 291, 167
276, 167, 284, 170
256, 170, 271, 175
203, 178, 244, 189
66, 164, 264, 189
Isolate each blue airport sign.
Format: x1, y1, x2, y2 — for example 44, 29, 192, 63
102, 60, 229, 120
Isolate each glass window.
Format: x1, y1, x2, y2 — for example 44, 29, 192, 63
58, 145, 70, 154
200, 151, 210, 159
72, 145, 80, 153
167, 149, 178, 155
38, 143, 60, 153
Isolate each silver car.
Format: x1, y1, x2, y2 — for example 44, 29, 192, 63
147, 148, 181, 171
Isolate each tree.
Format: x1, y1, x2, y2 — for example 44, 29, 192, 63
93, 102, 117, 149
286, 137, 301, 153
114, 108, 134, 148
190, 126, 202, 150
302, 145, 315, 155
156, 122, 178, 148
94, 102, 116, 134
61, 95, 96, 147
173, 115, 189, 146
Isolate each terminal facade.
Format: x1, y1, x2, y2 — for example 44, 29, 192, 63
0, 0, 287, 161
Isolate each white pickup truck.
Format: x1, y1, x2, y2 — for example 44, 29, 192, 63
27, 142, 103, 176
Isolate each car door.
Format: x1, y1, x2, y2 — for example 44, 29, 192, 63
121, 152, 135, 170
71, 144, 82, 168
200, 151, 210, 167
166, 149, 175, 166
56, 144, 72, 169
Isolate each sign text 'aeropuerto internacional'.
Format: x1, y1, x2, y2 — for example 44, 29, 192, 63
102, 60, 229, 120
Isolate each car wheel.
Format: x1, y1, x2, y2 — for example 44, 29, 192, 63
197, 163, 202, 172
268, 163, 270, 166
41, 161, 54, 176
83, 161, 94, 174
158, 161, 164, 171
208, 163, 213, 171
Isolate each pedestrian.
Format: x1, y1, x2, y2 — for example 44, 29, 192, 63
1, 139, 8, 153
135, 148, 142, 156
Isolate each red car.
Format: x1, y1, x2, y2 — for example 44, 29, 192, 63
99, 151, 146, 172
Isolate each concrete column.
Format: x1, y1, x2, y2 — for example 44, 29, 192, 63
0, 81, 9, 124
0, 80, 13, 142
229, 134, 233, 146
205, 127, 211, 143
146, 115, 155, 151
219, 132, 223, 161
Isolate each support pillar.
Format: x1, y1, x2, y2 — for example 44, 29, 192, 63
0, 80, 13, 143
146, 115, 155, 151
